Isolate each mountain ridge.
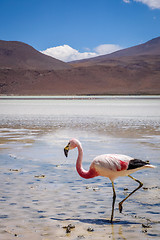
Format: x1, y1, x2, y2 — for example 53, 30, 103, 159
70, 36, 160, 66
0, 37, 160, 95
0, 40, 70, 70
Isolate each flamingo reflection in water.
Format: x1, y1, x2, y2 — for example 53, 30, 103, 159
64, 138, 156, 223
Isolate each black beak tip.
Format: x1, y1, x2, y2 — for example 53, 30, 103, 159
64, 148, 68, 157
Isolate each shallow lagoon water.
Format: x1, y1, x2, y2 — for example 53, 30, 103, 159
0, 96, 160, 239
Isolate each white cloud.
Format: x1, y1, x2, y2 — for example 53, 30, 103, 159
123, 0, 130, 3
135, 0, 160, 9
41, 44, 122, 62
94, 44, 122, 55
41, 45, 96, 62
123, 0, 160, 9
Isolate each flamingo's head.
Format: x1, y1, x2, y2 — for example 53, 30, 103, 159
64, 138, 81, 157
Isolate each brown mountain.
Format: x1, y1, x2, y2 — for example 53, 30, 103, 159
0, 40, 70, 70
0, 37, 160, 95
70, 36, 160, 66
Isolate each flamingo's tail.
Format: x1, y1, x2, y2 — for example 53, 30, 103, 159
145, 164, 156, 168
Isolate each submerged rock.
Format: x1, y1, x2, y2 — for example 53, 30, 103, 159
34, 174, 45, 178
9, 168, 21, 172
87, 227, 94, 232
142, 223, 152, 228
63, 223, 75, 233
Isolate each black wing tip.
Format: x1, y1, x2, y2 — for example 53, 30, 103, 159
127, 159, 150, 170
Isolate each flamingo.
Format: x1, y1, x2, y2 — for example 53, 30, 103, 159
64, 138, 156, 223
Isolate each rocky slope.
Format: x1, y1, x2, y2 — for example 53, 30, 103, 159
0, 40, 70, 70
0, 37, 160, 95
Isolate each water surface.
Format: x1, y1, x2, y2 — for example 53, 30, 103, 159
0, 96, 160, 239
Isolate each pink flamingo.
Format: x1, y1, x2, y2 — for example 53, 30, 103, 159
64, 138, 156, 223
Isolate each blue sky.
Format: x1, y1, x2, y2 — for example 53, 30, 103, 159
0, 0, 160, 61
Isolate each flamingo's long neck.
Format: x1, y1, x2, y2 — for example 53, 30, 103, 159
76, 144, 99, 179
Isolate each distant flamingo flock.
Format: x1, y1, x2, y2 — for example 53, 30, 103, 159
64, 138, 156, 223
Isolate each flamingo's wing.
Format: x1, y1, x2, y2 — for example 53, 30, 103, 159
92, 154, 133, 179
92, 154, 155, 180
93, 154, 133, 171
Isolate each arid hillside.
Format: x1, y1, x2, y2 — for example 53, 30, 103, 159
71, 37, 160, 66
0, 40, 70, 70
0, 37, 160, 95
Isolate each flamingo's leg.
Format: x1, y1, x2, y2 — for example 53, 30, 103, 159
111, 181, 116, 223
119, 175, 143, 213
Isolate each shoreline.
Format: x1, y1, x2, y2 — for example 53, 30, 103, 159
0, 94, 160, 100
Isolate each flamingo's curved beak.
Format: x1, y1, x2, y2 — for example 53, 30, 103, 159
64, 144, 69, 157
